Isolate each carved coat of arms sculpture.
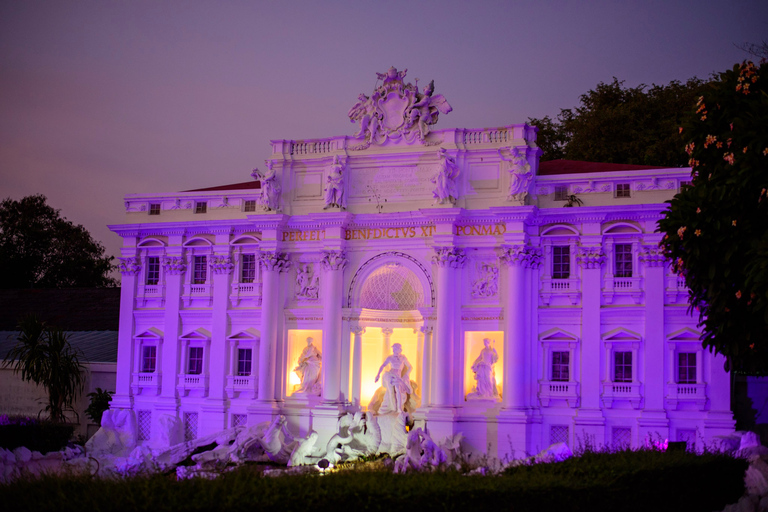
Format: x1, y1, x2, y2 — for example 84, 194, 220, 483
348, 67, 452, 148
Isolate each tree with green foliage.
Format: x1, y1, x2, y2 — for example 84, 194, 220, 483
85, 387, 114, 425
0, 194, 116, 288
3, 315, 86, 422
530, 77, 707, 166
658, 61, 768, 373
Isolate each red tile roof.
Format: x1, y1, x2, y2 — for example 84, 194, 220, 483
184, 181, 261, 192
538, 160, 670, 176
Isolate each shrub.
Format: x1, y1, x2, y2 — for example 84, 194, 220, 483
0, 415, 74, 454
0, 449, 746, 512
85, 388, 114, 425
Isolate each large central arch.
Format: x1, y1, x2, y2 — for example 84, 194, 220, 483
347, 251, 435, 309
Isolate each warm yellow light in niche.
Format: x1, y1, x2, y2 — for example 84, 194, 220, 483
464, 331, 504, 400
285, 329, 322, 396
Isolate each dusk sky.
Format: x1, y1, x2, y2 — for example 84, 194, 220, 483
1, 1, 766, 268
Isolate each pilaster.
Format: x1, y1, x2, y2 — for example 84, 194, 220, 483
114, 256, 139, 409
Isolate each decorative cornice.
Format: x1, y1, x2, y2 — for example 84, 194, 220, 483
118, 257, 141, 276
576, 247, 606, 269
162, 256, 186, 274
210, 255, 235, 274
259, 251, 291, 273
432, 247, 467, 268
321, 250, 348, 271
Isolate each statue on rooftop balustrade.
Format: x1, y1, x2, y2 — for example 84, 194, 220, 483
431, 148, 460, 205
251, 160, 281, 211
293, 337, 322, 395
348, 67, 452, 147
323, 155, 347, 210
499, 147, 533, 204
467, 338, 500, 401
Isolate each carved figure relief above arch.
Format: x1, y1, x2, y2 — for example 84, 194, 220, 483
347, 252, 435, 309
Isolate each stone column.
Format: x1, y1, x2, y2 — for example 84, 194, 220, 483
257, 252, 291, 402
159, 254, 185, 401
202, 253, 234, 435
321, 250, 348, 403
499, 245, 535, 410
638, 246, 669, 440
420, 325, 433, 406
351, 325, 365, 407
113, 257, 140, 409
574, 246, 606, 438
382, 327, 393, 362
431, 247, 466, 407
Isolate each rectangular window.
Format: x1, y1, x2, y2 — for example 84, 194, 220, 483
243, 200, 256, 212
614, 351, 632, 382
146, 256, 160, 285
149, 203, 161, 215
241, 254, 256, 283
554, 185, 569, 201
677, 353, 696, 384
141, 345, 157, 373
237, 348, 252, 376
137, 410, 151, 441
550, 425, 569, 445
188, 347, 204, 375
232, 414, 247, 428
193, 256, 207, 284
612, 427, 631, 448
552, 245, 570, 279
552, 351, 570, 382
614, 244, 633, 278
194, 201, 207, 214
615, 183, 631, 198
184, 412, 198, 441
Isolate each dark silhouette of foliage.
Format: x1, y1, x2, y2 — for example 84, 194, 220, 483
0, 194, 116, 288
3, 315, 86, 422
659, 61, 768, 373
530, 77, 707, 166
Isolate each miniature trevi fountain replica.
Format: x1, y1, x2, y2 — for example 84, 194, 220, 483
4, 67, 753, 498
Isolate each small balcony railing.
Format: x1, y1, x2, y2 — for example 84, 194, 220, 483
538, 380, 579, 407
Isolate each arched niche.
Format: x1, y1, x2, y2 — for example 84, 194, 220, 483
347, 252, 434, 309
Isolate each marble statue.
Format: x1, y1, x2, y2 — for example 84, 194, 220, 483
293, 337, 322, 395
467, 338, 500, 400
431, 148, 459, 205
296, 263, 319, 299
251, 160, 281, 211
348, 67, 451, 146
499, 147, 532, 203
406, 80, 452, 140
323, 155, 346, 210
374, 343, 413, 415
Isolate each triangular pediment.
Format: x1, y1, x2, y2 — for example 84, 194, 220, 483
602, 327, 642, 342
135, 327, 163, 339
667, 327, 702, 341
180, 328, 211, 340
227, 328, 260, 341
539, 328, 579, 342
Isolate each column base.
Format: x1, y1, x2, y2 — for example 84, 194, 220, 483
704, 411, 736, 442
497, 407, 533, 460
310, 403, 346, 448
110, 394, 134, 410
637, 409, 670, 445
199, 399, 228, 436
283, 394, 324, 438
424, 407, 459, 445
573, 408, 606, 449
247, 400, 281, 426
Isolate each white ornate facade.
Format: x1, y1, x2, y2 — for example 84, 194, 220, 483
109, 68, 734, 458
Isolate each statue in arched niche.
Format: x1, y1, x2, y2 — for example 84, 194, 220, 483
371, 343, 419, 414
293, 337, 322, 395
467, 338, 500, 401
